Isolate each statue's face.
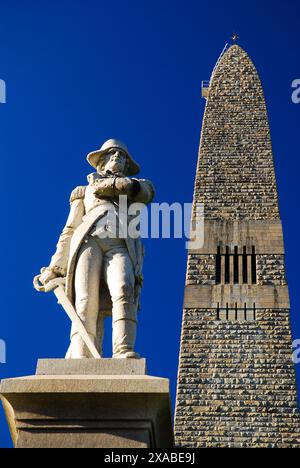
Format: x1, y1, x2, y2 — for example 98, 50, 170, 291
101, 148, 127, 174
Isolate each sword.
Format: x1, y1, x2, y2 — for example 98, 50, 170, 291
33, 275, 101, 359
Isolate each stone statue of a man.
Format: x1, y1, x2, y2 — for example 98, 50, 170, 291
36, 139, 154, 359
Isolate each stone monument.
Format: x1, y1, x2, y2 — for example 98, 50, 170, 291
174, 44, 300, 448
0, 139, 173, 448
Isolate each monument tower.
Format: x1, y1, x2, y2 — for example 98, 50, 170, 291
174, 44, 300, 448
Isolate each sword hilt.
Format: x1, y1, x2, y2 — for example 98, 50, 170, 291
33, 274, 65, 293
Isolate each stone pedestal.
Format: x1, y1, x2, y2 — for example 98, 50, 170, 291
0, 359, 173, 448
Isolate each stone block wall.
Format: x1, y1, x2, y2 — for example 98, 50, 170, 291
256, 255, 287, 286
186, 253, 287, 287
194, 45, 280, 221
175, 308, 300, 448
186, 255, 215, 285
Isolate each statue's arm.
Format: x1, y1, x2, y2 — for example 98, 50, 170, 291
93, 177, 155, 205
92, 177, 119, 198
41, 187, 85, 282
131, 179, 155, 205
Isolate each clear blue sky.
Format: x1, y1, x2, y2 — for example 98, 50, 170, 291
0, 0, 300, 448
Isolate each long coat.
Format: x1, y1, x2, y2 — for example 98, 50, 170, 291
48, 172, 154, 316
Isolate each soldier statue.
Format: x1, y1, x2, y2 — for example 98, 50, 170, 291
35, 139, 154, 359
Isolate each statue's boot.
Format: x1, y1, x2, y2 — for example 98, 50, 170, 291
65, 332, 97, 359
112, 304, 140, 359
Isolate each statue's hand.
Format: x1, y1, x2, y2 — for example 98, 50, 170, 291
39, 268, 58, 286
34, 268, 66, 293
115, 178, 140, 198
92, 178, 115, 198
93, 177, 140, 199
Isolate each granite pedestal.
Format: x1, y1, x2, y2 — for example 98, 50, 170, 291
0, 359, 173, 448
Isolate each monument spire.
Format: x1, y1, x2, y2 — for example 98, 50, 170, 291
174, 44, 300, 448
231, 32, 239, 43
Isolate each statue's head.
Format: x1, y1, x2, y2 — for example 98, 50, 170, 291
101, 147, 128, 174
87, 139, 140, 176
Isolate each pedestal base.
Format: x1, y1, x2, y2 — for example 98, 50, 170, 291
0, 359, 173, 448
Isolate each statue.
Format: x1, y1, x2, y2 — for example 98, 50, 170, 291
34, 139, 155, 359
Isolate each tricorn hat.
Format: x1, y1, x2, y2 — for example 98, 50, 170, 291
87, 139, 140, 176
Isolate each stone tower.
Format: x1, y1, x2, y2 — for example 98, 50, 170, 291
174, 44, 300, 448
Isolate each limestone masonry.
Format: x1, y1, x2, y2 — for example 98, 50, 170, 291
174, 45, 300, 448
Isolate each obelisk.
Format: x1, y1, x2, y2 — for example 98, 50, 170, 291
175, 44, 300, 448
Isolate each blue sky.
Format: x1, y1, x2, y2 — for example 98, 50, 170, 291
0, 0, 300, 448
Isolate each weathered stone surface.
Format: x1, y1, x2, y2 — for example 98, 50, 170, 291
175, 309, 300, 448
0, 367, 173, 448
194, 46, 279, 221
256, 255, 287, 286
187, 255, 215, 285
183, 284, 290, 309
189, 220, 285, 255
36, 358, 147, 376
1, 374, 169, 394
174, 45, 300, 448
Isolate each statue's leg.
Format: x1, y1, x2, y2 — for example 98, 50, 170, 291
103, 241, 139, 358
66, 236, 103, 359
